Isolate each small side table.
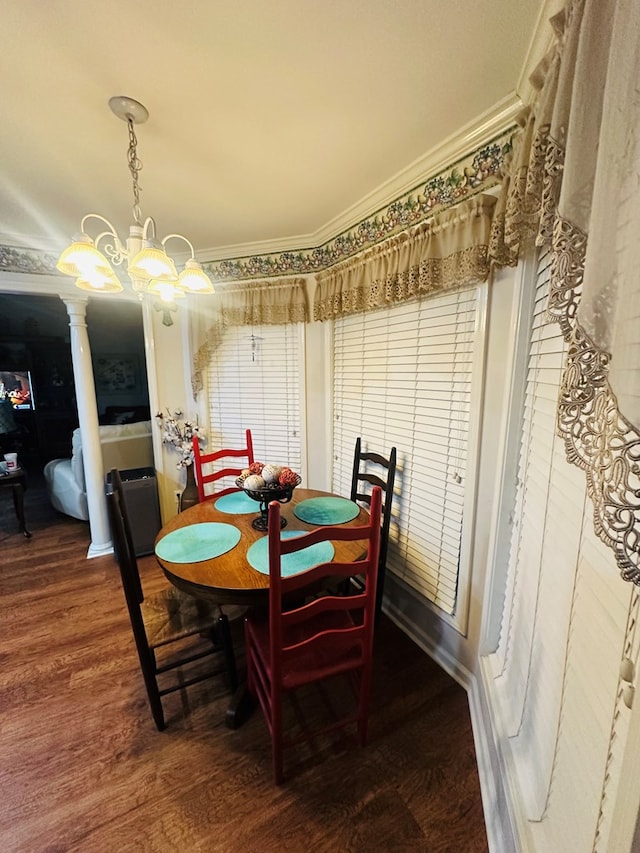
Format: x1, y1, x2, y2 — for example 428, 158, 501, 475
0, 468, 31, 538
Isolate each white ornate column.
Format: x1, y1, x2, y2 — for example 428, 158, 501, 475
62, 297, 113, 557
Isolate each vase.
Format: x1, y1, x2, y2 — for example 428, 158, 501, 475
179, 464, 199, 512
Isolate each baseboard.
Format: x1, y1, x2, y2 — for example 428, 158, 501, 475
384, 601, 523, 853
384, 599, 473, 689
468, 664, 519, 853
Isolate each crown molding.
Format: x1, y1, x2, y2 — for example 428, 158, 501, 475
310, 91, 522, 250
197, 92, 523, 265
0, 229, 63, 254
516, 0, 565, 106
200, 0, 562, 267
202, 125, 514, 281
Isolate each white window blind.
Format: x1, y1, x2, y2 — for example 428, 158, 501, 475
332, 287, 480, 619
206, 324, 303, 493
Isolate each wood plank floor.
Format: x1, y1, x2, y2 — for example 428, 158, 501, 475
0, 475, 488, 852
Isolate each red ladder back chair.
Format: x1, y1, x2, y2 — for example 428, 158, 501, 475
192, 429, 254, 502
350, 437, 397, 621
106, 469, 238, 731
244, 485, 382, 783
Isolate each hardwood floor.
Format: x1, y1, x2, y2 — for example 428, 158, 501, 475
0, 476, 488, 852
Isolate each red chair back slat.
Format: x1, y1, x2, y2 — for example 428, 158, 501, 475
192, 430, 255, 502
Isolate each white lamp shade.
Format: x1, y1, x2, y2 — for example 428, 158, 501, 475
177, 261, 215, 293
128, 245, 178, 282
57, 239, 114, 278
75, 271, 124, 293
147, 279, 186, 302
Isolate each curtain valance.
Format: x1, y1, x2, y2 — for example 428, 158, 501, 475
191, 277, 308, 398
209, 277, 308, 326
490, 0, 640, 585
313, 194, 497, 321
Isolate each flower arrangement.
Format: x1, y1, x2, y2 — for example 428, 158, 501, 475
155, 409, 204, 468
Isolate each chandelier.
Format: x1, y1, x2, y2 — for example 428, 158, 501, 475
56, 96, 214, 304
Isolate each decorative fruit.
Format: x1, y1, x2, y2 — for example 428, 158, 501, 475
244, 474, 266, 490
279, 468, 298, 487
249, 462, 264, 474
261, 463, 282, 484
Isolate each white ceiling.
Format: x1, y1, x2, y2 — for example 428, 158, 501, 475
1, 0, 545, 262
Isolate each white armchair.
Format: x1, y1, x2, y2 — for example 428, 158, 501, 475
44, 420, 154, 520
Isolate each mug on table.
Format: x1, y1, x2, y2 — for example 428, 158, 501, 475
3, 453, 18, 471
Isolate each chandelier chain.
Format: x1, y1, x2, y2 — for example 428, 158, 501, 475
127, 117, 143, 225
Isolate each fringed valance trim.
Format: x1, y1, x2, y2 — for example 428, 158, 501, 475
313, 194, 496, 321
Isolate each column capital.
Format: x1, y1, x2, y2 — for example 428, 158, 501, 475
60, 296, 89, 324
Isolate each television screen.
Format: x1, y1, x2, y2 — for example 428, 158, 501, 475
0, 370, 35, 410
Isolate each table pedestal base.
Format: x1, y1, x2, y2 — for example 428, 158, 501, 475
225, 682, 256, 729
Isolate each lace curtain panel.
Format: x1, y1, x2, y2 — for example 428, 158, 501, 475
191, 278, 308, 398
314, 194, 496, 321
489, 0, 640, 584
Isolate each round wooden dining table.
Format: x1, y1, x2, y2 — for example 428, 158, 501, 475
154, 487, 370, 606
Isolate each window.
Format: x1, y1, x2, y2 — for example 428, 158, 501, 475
487, 250, 633, 842
332, 286, 484, 626
206, 324, 304, 488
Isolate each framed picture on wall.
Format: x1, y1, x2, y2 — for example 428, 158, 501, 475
94, 354, 138, 393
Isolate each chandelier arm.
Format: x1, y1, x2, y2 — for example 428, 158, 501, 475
142, 216, 157, 241
80, 212, 119, 236
78, 214, 126, 265
162, 232, 196, 259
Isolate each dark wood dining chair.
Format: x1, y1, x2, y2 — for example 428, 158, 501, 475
192, 430, 255, 502
244, 485, 382, 784
106, 468, 238, 731
350, 437, 397, 621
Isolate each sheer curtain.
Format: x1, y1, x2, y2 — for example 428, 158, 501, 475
490, 0, 640, 584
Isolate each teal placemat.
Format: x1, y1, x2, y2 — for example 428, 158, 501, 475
155, 522, 241, 563
293, 497, 360, 525
214, 490, 258, 514
247, 531, 335, 576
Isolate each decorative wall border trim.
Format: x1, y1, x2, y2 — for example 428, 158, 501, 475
0, 245, 59, 276
0, 128, 513, 283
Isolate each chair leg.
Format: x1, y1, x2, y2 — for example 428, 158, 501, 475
357, 666, 373, 747
138, 648, 166, 730
244, 621, 255, 697
144, 674, 165, 731
150, 697, 166, 732
273, 741, 284, 785
272, 700, 284, 785
374, 561, 386, 625
216, 613, 238, 692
